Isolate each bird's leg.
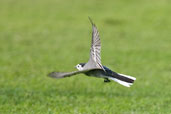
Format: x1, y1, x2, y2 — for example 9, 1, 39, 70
104, 78, 110, 83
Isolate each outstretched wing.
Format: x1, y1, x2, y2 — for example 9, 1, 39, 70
83, 18, 104, 70
48, 69, 93, 79
48, 71, 83, 79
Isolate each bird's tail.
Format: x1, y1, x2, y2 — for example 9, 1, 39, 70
109, 73, 136, 87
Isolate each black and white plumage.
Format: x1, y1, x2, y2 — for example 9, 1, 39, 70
48, 18, 136, 87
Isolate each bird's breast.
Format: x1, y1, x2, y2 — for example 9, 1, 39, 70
84, 69, 107, 78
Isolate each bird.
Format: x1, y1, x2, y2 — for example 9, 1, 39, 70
48, 18, 136, 87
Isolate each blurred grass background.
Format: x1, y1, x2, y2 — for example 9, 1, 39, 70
0, 0, 171, 113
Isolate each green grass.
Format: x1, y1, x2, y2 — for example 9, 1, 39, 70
0, 0, 171, 113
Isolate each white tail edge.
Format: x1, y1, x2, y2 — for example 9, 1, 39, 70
118, 73, 136, 81
109, 77, 132, 87
109, 73, 136, 87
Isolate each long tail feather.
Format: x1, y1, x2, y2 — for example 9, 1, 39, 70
109, 73, 136, 87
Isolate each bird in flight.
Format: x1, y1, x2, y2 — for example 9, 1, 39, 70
48, 18, 136, 87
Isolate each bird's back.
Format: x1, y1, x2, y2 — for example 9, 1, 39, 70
84, 65, 114, 77
103, 66, 115, 75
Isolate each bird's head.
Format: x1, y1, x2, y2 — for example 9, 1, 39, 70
75, 63, 85, 71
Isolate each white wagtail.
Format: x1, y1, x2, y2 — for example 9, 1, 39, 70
48, 18, 136, 87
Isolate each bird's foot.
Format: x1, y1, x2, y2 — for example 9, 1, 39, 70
104, 78, 110, 83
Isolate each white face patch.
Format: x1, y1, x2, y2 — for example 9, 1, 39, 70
75, 64, 83, 71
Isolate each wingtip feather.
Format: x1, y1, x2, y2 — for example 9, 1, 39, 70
88, 17, 94, 25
